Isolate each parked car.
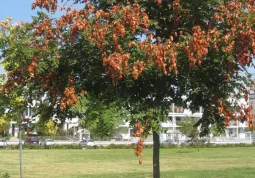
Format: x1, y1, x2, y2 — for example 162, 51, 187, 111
40, 139, 55, 146
0, 139, 7, 147
161, 139, 176, 145
25, 137, 40, 144
79, 140, 96, 147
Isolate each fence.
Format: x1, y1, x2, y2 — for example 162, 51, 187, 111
21, 135, 71, 141
3, 132, 255, 146
248, 133, 255, 143
91, 136, 124, 141
209, 137, 251, 144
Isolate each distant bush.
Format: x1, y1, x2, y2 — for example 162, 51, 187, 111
172, 143, 255, 149
106, 144, 134, 149
6, 134, 12, 140
6, 144, 83, 150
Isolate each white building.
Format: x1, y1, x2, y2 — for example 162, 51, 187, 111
225, 96, 250, 139
7, 96, 252, 141
160, 104, 203, 143
8, 106, 38, 137
8, 106, 80, 138
160, 100, 251, 142
226, 120, 248, 139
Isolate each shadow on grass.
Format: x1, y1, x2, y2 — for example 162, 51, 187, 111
70, 167, 255, 178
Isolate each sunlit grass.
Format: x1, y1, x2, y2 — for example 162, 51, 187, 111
0, 147, 255, 178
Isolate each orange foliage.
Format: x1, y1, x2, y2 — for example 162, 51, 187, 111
28, 55, 38, 74
155, 0, 162, 5
213, 1, 255, 66
60, 87, 78, 110
32, 0, 58, 12
132, 61, 146, 80
30, 0, 255, 82
217, 98, 255, 129
103, 52, 130, 83
173, 0, 181, 28
185, 26, 209, 67
133, 122, 145, 164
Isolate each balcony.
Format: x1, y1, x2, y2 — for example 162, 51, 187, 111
169, 107, 185, 113
229, 121, 238, 127
228, 120, 248, 127
161, 121, 179, 128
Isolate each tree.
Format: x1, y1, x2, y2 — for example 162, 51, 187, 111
71, 94, 126, 139
1, 1, 255, 178
44, 119, 58, 136
178, 117, 199, 142
0, 117, 9, 137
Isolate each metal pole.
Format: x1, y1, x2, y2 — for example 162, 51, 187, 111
171, 104, 175, 142
19, 122, 23, 178
236, 120, 239, 138
172, 103, 175, 131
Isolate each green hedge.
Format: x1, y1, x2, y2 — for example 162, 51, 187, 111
4, 144, 83, 150
2, 143, 255, 150
166, 143, 255, 149
1, 173, 10, 178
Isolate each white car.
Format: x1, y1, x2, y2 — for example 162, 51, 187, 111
40, 139, 55, 146
79, 140, 96, 147
0, 139, 7, 147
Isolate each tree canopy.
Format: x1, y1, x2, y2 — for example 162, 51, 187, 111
178, 116, 199, 141
0, 0, 253, 129
71, 94, 125, 138
0, 117, 9, 134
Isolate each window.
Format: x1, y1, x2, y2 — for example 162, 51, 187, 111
176, 117, 181, 122
238, 128, 244, 133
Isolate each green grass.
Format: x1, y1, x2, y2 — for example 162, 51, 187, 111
1, 147, 255, 178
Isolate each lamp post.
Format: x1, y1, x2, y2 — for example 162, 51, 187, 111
19, 115, 24, 178
19, 109, 28, 178
172, 103, 175, 131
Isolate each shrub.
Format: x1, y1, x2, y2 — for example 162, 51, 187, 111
6, 134, 12, 140
1, 173, 10, 178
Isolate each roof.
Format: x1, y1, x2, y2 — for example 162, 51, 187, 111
166, 130, 181, 134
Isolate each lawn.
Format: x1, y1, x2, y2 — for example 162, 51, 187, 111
0, 147, 255, 178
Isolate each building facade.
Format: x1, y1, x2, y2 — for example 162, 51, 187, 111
8, 106, 38, 137
8, 106, 80, 138
160, 104, 203, 142
160, 102, 250, 142
7, 97, 252, 141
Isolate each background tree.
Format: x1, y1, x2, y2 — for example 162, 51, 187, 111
178, 117, 199, 142
71, 95, 126, 139
0, 117, 9, 137
44, 119, 58, 136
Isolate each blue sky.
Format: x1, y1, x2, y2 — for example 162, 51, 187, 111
0, 0, 36, 23
0, 0, 82, 23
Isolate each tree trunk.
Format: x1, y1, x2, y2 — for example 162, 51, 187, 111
153, 131, 160, 178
